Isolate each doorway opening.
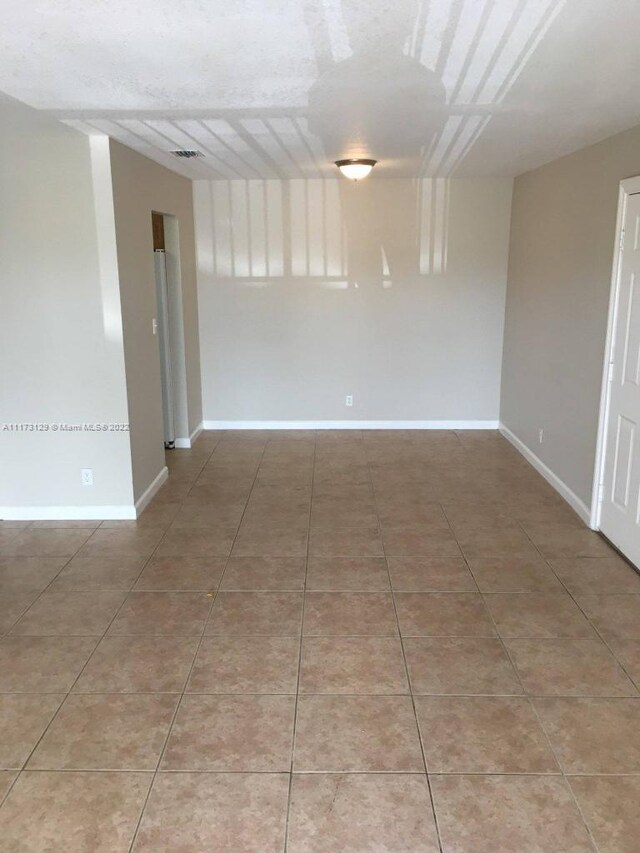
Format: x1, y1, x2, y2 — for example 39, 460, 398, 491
151, 211, 190, 451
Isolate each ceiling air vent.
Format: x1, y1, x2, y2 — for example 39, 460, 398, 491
169, 149, 204, 159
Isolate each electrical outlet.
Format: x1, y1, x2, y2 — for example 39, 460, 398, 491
345, 395, 353, 407
81, 468, 93, 486
538, 429, 544, 444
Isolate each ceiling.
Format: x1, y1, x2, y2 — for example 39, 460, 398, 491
2, 0, 640, 180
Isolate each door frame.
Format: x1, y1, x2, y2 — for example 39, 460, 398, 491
590, 175, 640, 529
162, 214, 191, 447
151, 210, 191, 448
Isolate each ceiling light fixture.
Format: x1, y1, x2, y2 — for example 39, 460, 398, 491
335, 158, 377, 181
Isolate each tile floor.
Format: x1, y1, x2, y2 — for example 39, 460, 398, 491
0, 429, 639, 851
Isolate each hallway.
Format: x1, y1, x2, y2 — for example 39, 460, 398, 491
0, 429, 639, 851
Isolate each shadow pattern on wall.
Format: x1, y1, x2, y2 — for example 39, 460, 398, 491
59, 0, 566, 181
198, 177, 450, 288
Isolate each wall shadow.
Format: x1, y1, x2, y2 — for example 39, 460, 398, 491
203, 176, 449, 288
64, 0, 565, 288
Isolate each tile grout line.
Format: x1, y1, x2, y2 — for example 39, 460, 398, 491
0, 438, 218, 834
46, 494, 207, 691
9, 579, 152, 800
0, 533, 95, 640
282, 430, 316, 853
123, 600, 212, 852
526, 696, 602, 853
542, 561, 640, 693
446, 507, 639, 690
368, 452, 445, 853
126, 433, 270, 853
514, 519, 617, 853
518, 521, 640, 687
0, 526, 123, 807
8, 767, 640, 777
444, 502, 603, 850
122, 438, 222, 852
12, 479, 232, 816
0, 440, 223, 812
3, 688, 638, 698
2, 432, 638, 848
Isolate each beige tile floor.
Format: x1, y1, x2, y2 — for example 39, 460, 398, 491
0, 429, 639, 851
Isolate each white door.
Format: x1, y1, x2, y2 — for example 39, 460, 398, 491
600, 189, 640, 567
154, 249, 175, 447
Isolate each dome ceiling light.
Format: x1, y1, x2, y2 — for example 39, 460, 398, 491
335, 158, 377, 180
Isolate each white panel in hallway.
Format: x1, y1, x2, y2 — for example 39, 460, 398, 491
600, 189, 640, 566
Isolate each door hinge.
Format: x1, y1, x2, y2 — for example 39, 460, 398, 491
619, 229, 625, 251
608, 361, 615, 383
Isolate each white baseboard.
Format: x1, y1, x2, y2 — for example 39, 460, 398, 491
134, 466, 168, 516
174, 421, 204, 449
0, 466, 169, 521
499, 423, 592, 527
189, 421, 204, 444
202, 420, 500, 431
0, 504, 137, 521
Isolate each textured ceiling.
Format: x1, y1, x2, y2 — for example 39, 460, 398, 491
2, 0, 640, 179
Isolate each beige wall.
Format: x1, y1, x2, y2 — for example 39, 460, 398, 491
501, 122, 640, 509
0, 93, 134, 515
194, 177, 513, 424
109, 140, 202, 500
